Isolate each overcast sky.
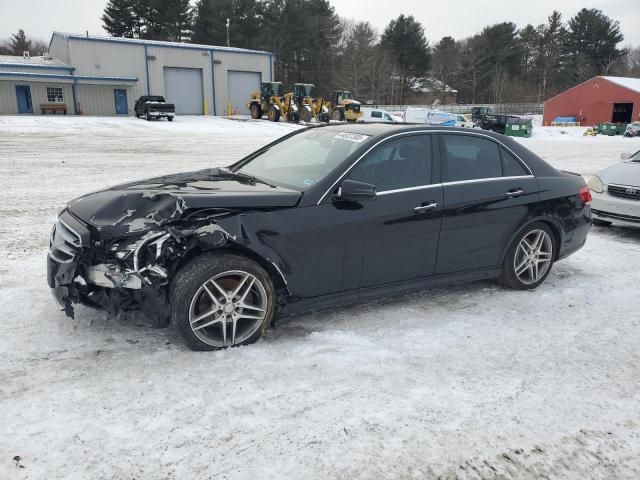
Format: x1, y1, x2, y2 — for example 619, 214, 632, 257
0, 0, 638, 46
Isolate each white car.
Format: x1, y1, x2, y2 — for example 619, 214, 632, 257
358, 107, 401, 123
402, 107, 475, 128
588, 150, 640, 226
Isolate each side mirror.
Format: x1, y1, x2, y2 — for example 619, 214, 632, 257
621, 152, 631, 160
333, 179, 376, 202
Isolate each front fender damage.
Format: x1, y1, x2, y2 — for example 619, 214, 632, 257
51, 210, 243, 328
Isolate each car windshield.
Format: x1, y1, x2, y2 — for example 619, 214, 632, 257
235, 129, 372, 190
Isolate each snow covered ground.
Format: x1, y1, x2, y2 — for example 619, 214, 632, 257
1, 116, 639, 479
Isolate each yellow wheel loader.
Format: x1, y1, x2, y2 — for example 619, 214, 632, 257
292, 83, 330, 123
247, 82, 300, 123
329, 90, 363, 122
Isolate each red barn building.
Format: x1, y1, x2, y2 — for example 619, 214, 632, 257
543, 76, 640, 126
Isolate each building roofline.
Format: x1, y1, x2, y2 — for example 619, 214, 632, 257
599, 76, 640, 96
0, 71, 138, 83
0, 62, 74, 72
544, 75, 640, 104
50, 32, 275, 58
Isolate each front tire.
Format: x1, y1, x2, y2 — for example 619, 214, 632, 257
300, 106, 313, 122
170, 252, 276, 351
499, 222, 555, 290
250, 104, 263, 120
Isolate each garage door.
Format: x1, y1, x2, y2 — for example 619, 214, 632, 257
228, 71, 261, 115
163, 67, 204, 115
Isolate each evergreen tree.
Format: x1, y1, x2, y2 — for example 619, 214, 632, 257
9, 29, 31, 55
567, 8, 624, 80
143, 0, 193, 41
380, 15, 430, 104
102, 0, 137, 38
192, 0, 239, 46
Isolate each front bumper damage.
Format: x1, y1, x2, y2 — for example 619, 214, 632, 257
47, 209, 235, 327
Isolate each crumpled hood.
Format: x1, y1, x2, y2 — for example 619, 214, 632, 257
600, 161, 640, 186
67, 168, 302, 238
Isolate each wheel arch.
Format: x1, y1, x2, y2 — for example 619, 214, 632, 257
171, 243, 290, 299
500, 217, 564, 265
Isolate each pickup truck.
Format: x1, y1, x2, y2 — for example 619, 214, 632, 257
134, 96, 175, 121
478, 114, 520, 134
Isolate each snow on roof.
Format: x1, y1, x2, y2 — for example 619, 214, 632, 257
0, 54, 71, 68
408, 77, 458, 94
52, 32, 273, 56
601, 76, 640, 94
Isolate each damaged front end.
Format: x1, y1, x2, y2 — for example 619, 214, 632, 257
47, 208, 236, 327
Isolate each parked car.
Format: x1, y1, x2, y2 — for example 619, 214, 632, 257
588, 150, 640, 226
479, 114, 520, 134
403, 107, 475, 127
624, 122, 640, 137
48, 124, 592, 350
358, 107, 401, 123
134, 95, 175, 121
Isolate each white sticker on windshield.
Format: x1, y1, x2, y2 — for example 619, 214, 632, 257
333, 132, 370, 143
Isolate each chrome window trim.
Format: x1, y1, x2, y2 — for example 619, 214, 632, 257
317, 129, 534, 205
375, 176, 534, 196
442, 175, 534, 187
377, 184, 442, 196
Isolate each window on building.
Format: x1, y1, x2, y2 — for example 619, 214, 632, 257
46, 87, 64, 103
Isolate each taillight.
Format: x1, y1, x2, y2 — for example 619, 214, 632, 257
579, 185, 592, 204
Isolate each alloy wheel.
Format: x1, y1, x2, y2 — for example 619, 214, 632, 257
188, 270, 268, 347
513, 229, 553, 285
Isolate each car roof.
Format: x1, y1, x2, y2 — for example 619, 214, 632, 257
310, 123, 558, 177
316, 123, 496, 138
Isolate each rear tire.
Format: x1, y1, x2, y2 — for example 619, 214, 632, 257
332, 108, 345, 122
287, 111, 300, 123
170, 252, 276, 351
167, 116, 174, 122
267, 105, 280, 122
499, 222, 556, 290
250, 104, 263, 119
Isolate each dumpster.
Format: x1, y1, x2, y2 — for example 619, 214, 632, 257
599, 122, 627, 136
505, 117, 532, 138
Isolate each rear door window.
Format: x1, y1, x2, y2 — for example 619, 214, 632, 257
500, 147, 529, 176
442, 134, 502, 182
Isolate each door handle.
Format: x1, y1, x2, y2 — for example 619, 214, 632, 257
414, 202, 438, 212
505, 189, 524, 198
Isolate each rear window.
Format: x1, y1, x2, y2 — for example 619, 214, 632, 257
501, 147, 529, 176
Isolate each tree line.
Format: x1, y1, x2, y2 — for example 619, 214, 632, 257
4, 1, 640, 105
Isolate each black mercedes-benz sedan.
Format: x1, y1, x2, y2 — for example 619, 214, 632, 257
48, 124, 592, 350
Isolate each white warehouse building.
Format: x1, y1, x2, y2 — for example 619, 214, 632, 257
0, 32, 274, 116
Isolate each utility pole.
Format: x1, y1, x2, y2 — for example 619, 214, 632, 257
226, 19, 230, 47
